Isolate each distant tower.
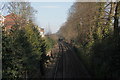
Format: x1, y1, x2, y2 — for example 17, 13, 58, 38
47, 23, 52, 35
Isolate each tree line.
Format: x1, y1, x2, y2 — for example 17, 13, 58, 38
2, 2, 53, 79
58, 2, 120, 79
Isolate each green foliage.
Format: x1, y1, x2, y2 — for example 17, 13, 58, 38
45, 37, 55, 52
2, 23, 47, 79
2, 29, 25, 79
91, 35, 120, 78
59, 2, 120, 79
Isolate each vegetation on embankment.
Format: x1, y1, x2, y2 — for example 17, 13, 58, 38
2, 23, 56, 79
59, 2, 120, 79
2, 2, 56, 79
2, 22, 48, 79
45, 36, 56, 52
74, 35, 120, 79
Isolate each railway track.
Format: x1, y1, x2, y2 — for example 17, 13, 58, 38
53, 41, 76, 79
53, 42, 64, 79
46, 41, 91, 79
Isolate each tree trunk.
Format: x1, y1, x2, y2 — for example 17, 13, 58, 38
114, 2, 120, 37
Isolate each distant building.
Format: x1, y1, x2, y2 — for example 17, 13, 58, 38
4, 13, 23, 31
3, 13, 25, 31
4, 13, 16, 31
3, 13, 45, 37
0, 15, 5, 27
37, 27, 45, 37
40, 28, 45, 37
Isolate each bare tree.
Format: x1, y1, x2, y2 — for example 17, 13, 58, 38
4, 2, 37, 27
114, 1, 120, 37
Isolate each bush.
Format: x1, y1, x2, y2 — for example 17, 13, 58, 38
91, 36, 120, 78
2, 23, 47, 79
45, 37, 55, 52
